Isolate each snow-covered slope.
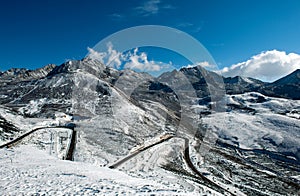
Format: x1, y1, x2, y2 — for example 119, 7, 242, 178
0, 60, 299, 195
202, 92, 300, 159
1, 145, 213, 195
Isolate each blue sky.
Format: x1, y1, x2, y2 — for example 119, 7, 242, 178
1, 0, 300, 79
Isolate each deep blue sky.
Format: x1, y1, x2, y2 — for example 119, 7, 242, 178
1, 0, 300, 71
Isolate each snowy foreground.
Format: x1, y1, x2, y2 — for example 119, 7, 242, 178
0, 145, 217, 195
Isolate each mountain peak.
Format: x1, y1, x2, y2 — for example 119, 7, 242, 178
47, 59, 107, 77
272, 69, 300, 85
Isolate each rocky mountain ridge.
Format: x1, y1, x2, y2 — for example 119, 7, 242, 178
1, 61, 298, 100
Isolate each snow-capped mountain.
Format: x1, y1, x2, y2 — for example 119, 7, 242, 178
0, 59, 299, 195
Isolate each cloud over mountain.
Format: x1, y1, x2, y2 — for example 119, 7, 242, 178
220, 50, 300, 82
87, 43, 171, 73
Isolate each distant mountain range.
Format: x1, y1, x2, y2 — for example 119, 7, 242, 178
1, 61, 298, 101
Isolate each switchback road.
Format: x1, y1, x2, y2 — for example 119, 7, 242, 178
0, 126, 76, 161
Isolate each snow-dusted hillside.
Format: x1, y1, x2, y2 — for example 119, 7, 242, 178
1, 145, 212, 195
0, 60, 299, 195
202, 92, 300, 159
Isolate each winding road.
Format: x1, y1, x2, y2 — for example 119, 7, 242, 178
109, 134, 236, 195
0, 126, 76, 161
178, 137, 236, 195
109, 135, 173, 169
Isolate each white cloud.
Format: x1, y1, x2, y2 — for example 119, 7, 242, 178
135, 0, 174, 16
87, 43, 170, 72
87, 47, 106, 63
220, 50, 300, 82
137, 0, 160, 15
177, 22, 194, 28
182, 61, 216, 69
197, 61, 216, 69
176, 21, 204, 33
124, 48, 169, 72
106, 42, 122, 69
87, 42, 123, 69
109, 13, 124, 21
